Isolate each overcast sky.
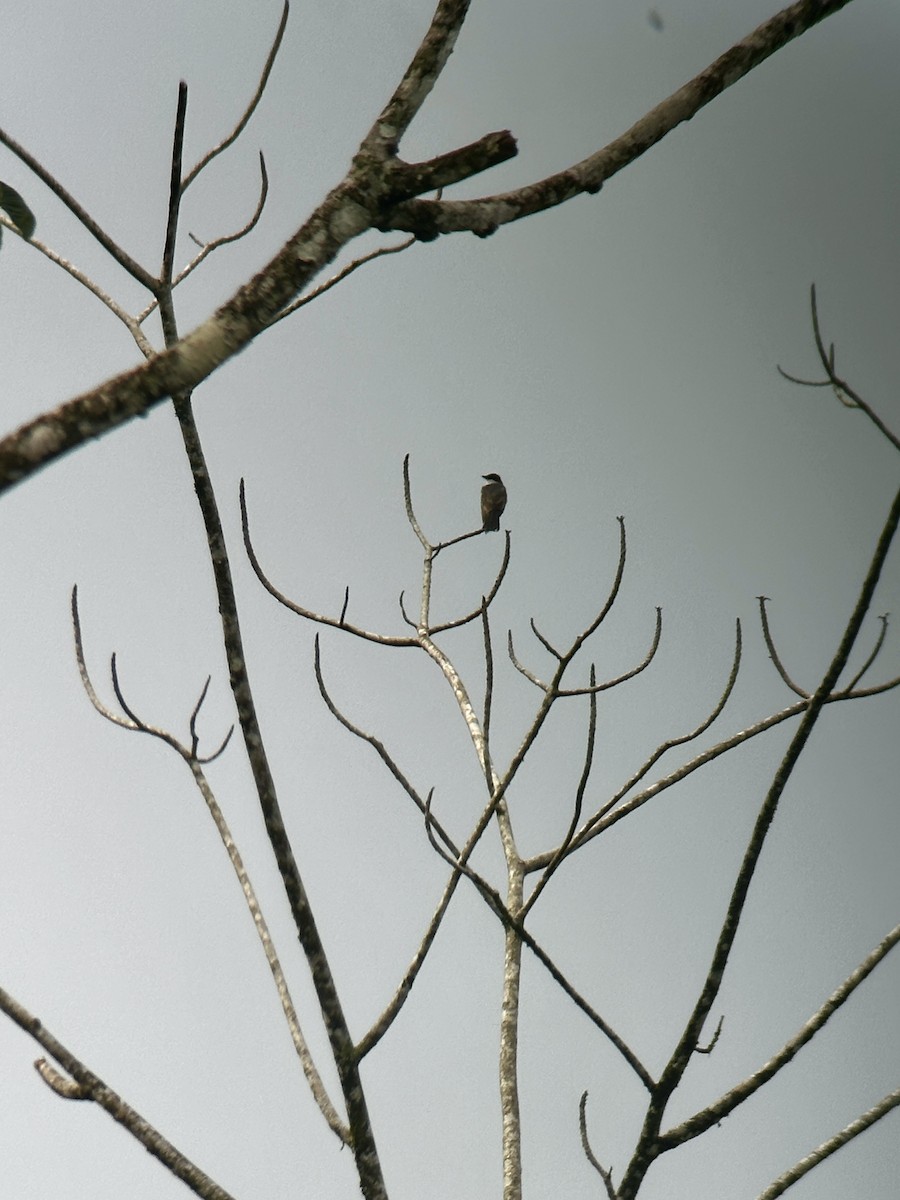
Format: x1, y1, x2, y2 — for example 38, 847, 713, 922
1, 2, 898, 1198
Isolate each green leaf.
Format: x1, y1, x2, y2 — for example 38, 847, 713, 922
0, 183, 36, 240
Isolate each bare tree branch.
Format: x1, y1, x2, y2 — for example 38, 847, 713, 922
72, 590, 350, 1143
616, 477, 900, 1200
0, 215, 156, 353
381, 0, 857, 239
363, 0, 473, 154
242, 478, 419, 646
793, 284, 900, 453
579, 1092, 617, 1200
659, 922, 900, 1148
756, 1088, 900, 1200
757, 595, 809, 697
181, 0, 290, 191
522, 669, 597, 916
420, 801, 655, 1090
272, 234, 415, 326
0, 125, 156, 287
0, 987, 235, 1200
843, 612, 890, 693
0, 4, 858, 496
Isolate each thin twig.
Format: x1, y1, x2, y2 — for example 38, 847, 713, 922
182, 0, 290, 191
242, 478, 418, 646
0, 126, 156, 287
271, 236, 415, 326
757, 596, 809, 697
523, 669, 597, 916
139, 155, 270, 328
843, 613, 890, 693
72, 591, 349, 1144
579, 1092, 617, 1200
0, 216, 157, 355
421, 799, 655, 1090
161, 83, 188, 289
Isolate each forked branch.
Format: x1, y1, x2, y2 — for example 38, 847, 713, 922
71, 588, 348, 1144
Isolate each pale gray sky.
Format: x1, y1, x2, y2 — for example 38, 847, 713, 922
1, 3, 898, 1198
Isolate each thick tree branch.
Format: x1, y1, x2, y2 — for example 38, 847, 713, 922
0, 2, 855, 496
382, 0, 856, 239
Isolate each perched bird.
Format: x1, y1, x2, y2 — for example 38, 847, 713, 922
481, 473, 507, 532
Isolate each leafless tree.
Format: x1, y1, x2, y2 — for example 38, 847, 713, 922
0, 3, 896, 1199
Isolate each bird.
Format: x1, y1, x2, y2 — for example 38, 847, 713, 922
481, 473, 507, 532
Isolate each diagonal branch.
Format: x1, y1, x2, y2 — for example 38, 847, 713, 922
382, 0, 858, 239
0, 985, 235, 1200
0, 126, 156, 287
421, 798, 655, 1090
616, 477, 900, 1200
658, 921, 900, 1149
756, 1088, 900, 1200
522, 670, 597, 917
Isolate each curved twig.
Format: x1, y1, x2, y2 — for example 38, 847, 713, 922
779, 285, 900, 452
241, 478, 418, 646
507, 628, 549, 689
557, 607, 662, 696
139, 153, 271, 327
181, 0, 290, 191
522, 666, 597, 916
529, 617, 562, 661
429, 532, 511, 635
577, 618, 742, 838
402, 452, 430, 551
757, 596, 809, 697
842, 612, 889, 694
579, 1092, 617, 1200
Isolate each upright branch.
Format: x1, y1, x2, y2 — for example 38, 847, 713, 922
615, 476, 900, 1200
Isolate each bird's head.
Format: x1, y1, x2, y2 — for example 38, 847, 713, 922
483, 473, 503, 483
